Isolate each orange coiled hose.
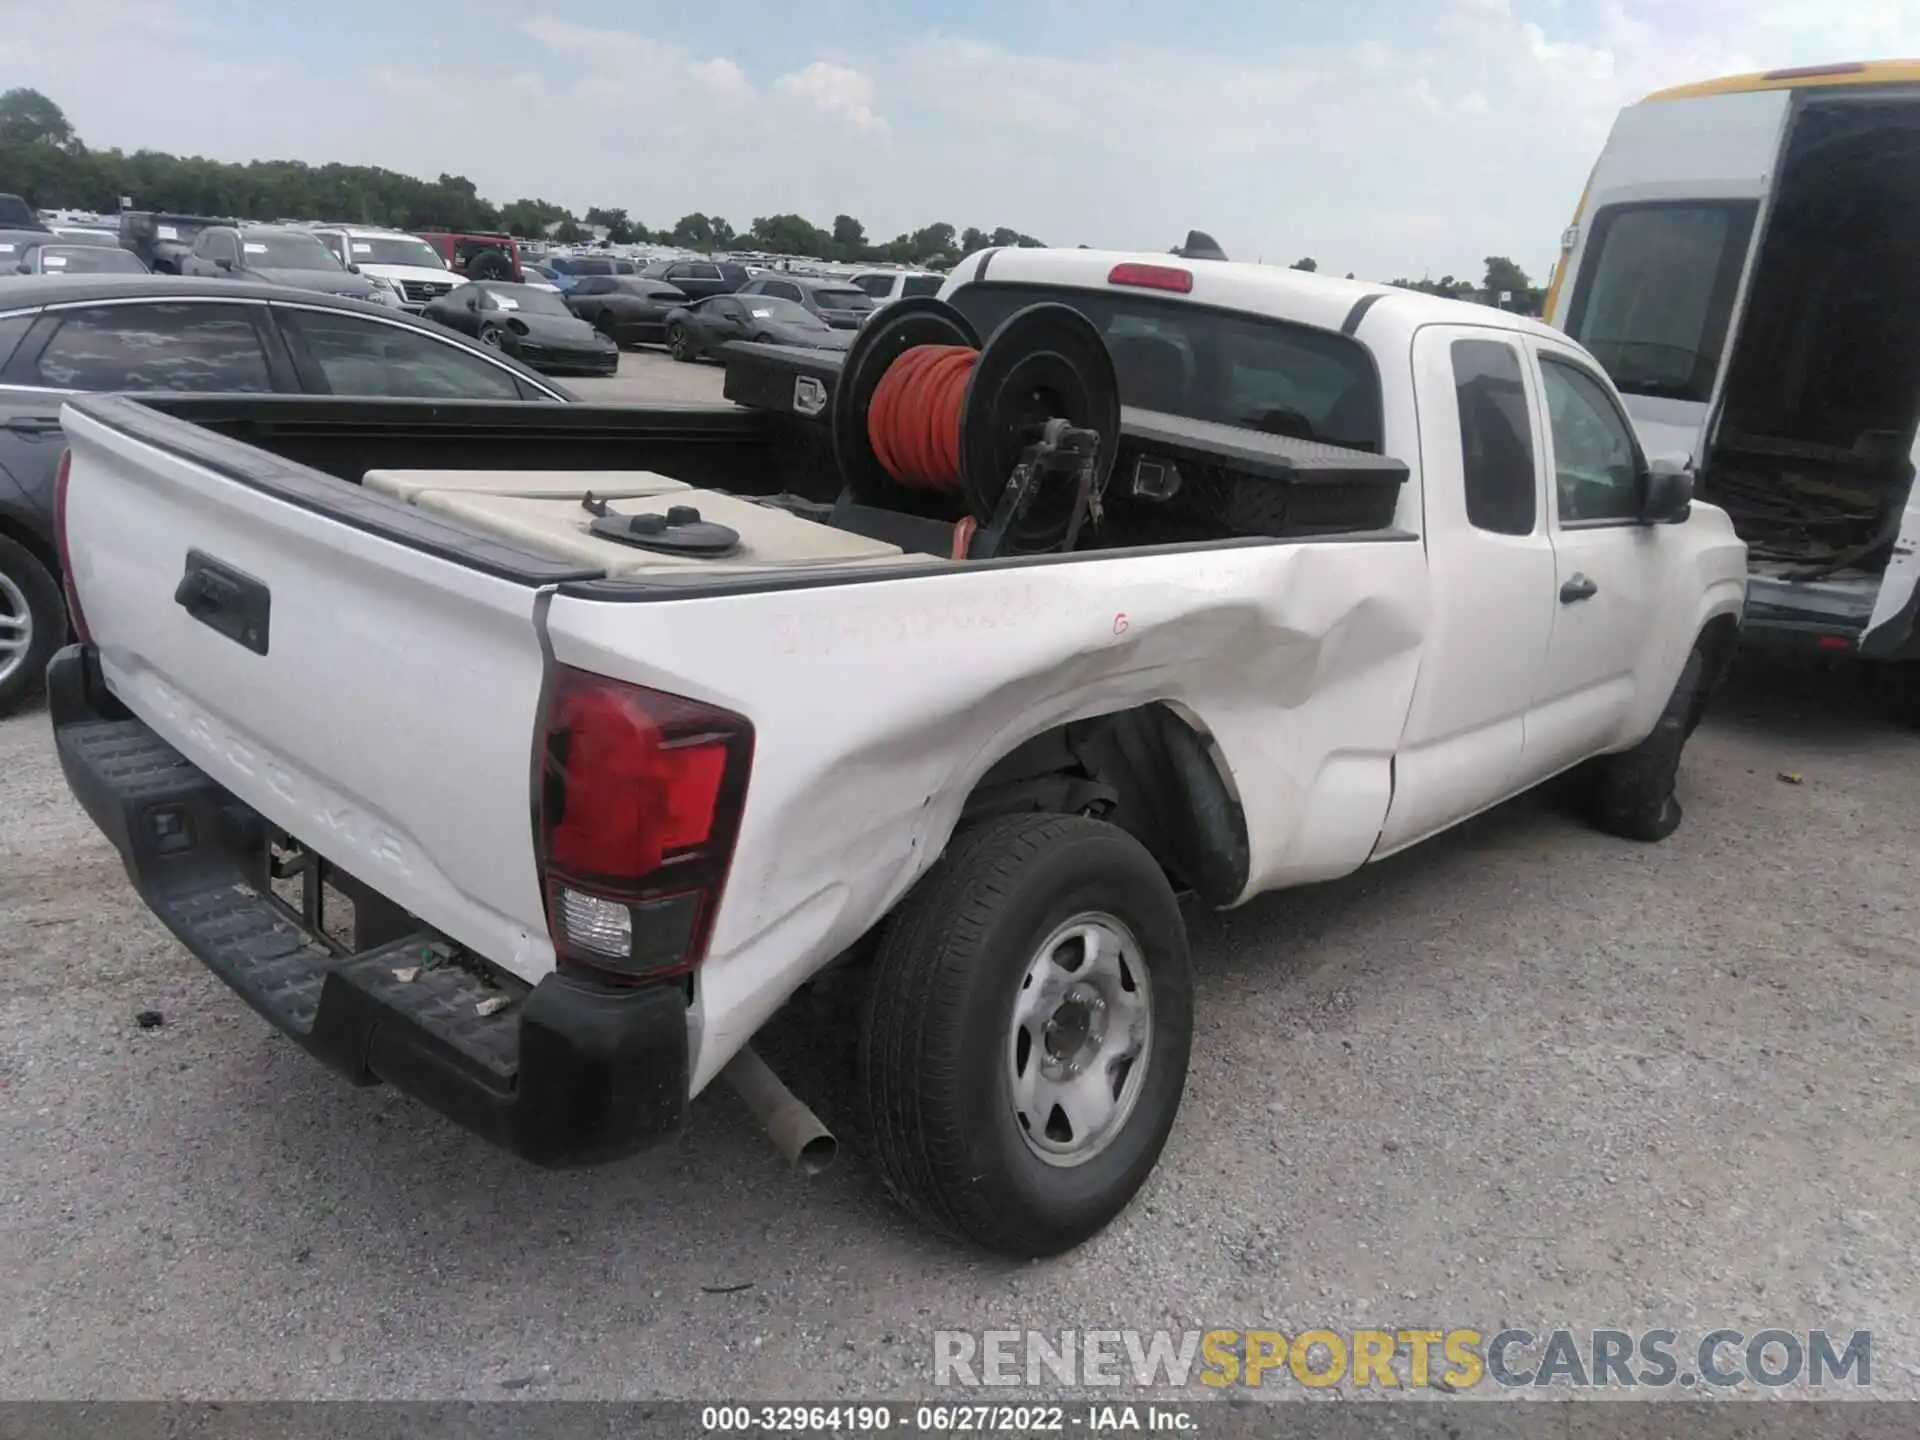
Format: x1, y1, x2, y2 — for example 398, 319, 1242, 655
866, 344, 978, 492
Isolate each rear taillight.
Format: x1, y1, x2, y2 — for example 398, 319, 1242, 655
537, 665, 753, 984
1108, 262, 1194, 294
52, 447, 90, 645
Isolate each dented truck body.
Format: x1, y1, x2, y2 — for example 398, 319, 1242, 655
48, 251, 1744, 1238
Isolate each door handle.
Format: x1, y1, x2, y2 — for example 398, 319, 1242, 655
175, 549, 271, 656
1560, 573, 1599, 604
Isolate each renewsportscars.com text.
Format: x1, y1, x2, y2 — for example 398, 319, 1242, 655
933, 1328, 1874, 1391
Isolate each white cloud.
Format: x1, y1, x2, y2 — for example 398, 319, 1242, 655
774, 62, 887, 132
10, 1, 1920, 281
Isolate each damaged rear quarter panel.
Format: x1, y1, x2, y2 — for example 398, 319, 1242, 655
546, 537, 1428, 1091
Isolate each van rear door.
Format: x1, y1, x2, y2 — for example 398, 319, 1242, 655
1547, 89, 1790, 464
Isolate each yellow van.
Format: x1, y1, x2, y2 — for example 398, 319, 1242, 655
1545, 61, 1920, 720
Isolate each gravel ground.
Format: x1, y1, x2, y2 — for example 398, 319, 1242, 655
1, 356, 1915, 1404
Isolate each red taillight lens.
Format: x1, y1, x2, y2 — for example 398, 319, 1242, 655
52, 446, 90, 645
1108, 263, 1194, 294
537, 665, 752, 983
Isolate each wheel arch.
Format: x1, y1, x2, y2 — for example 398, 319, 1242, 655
0, 511, 59, 582
954, 700, 1251, 908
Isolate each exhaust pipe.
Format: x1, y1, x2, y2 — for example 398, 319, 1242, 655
722, 1045, 838, 1175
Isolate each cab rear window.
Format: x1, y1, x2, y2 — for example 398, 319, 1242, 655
946, 281, 1383, 452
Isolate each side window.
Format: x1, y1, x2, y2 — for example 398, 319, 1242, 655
1540, 356, 1644, 524
769, 281, 800, 303
575, 278, 608, 296
903, 275, 943, 298
32, 303, 273, 392
213, 233, 239, 264
284, 310, 526, 401
1451, 339, 1536, 536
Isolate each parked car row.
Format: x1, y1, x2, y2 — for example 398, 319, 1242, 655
3, 203, 942, 383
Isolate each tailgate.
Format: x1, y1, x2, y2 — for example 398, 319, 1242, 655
58, 398, 588, 982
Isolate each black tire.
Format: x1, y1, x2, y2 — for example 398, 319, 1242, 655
593, 314, 621, 348
1860, 660, 1920, 729
0, 534, 65, 717
860, 813, 1192, 1257
1587, 647, 1706, 842
466, 248, 513, 282
753, 331, 774, 344
668, 324, 694, 362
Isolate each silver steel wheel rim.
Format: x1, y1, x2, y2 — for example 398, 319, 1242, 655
481, 327, 502, 348
1008, 912, 1153, 1168
0, 570, 30, 688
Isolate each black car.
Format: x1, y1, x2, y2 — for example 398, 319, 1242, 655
176, 223, 391, 306
636, 258, 750, 300
421, 281, 618, 376
0, 275, 572, 716
0, 196, 47, 231
565, 276, 690, 348
664, 293, 852, 362
10, 241, 149, 276
736, 274, 874, 330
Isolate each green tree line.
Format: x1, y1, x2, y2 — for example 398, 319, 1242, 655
3, 88, 1544, 298
0, 88, 1043, 267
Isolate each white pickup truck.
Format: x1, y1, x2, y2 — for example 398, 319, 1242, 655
48, 248, 1746, 1257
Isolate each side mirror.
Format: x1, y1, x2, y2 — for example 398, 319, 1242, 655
1640, 456, 1694, 524
346, 262, 361, 274
214, 256, 234, 273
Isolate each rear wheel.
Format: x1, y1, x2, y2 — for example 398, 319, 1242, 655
479, 324, 505, 350
1586, 647, 1706, 841
0, 535, 65, 717
594, 315, 621, 348
860, 813, 1192, 1257
669, 324, 694, 362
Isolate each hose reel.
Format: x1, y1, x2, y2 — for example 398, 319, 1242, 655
831, 297, 1122, 557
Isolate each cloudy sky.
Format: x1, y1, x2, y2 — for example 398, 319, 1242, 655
8, 0, 1920, 281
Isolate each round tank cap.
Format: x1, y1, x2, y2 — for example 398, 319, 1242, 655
589, 507, 740, 556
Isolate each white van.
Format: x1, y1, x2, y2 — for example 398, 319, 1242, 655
308, 226, 467, 312
1545, 60, 1920, 720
